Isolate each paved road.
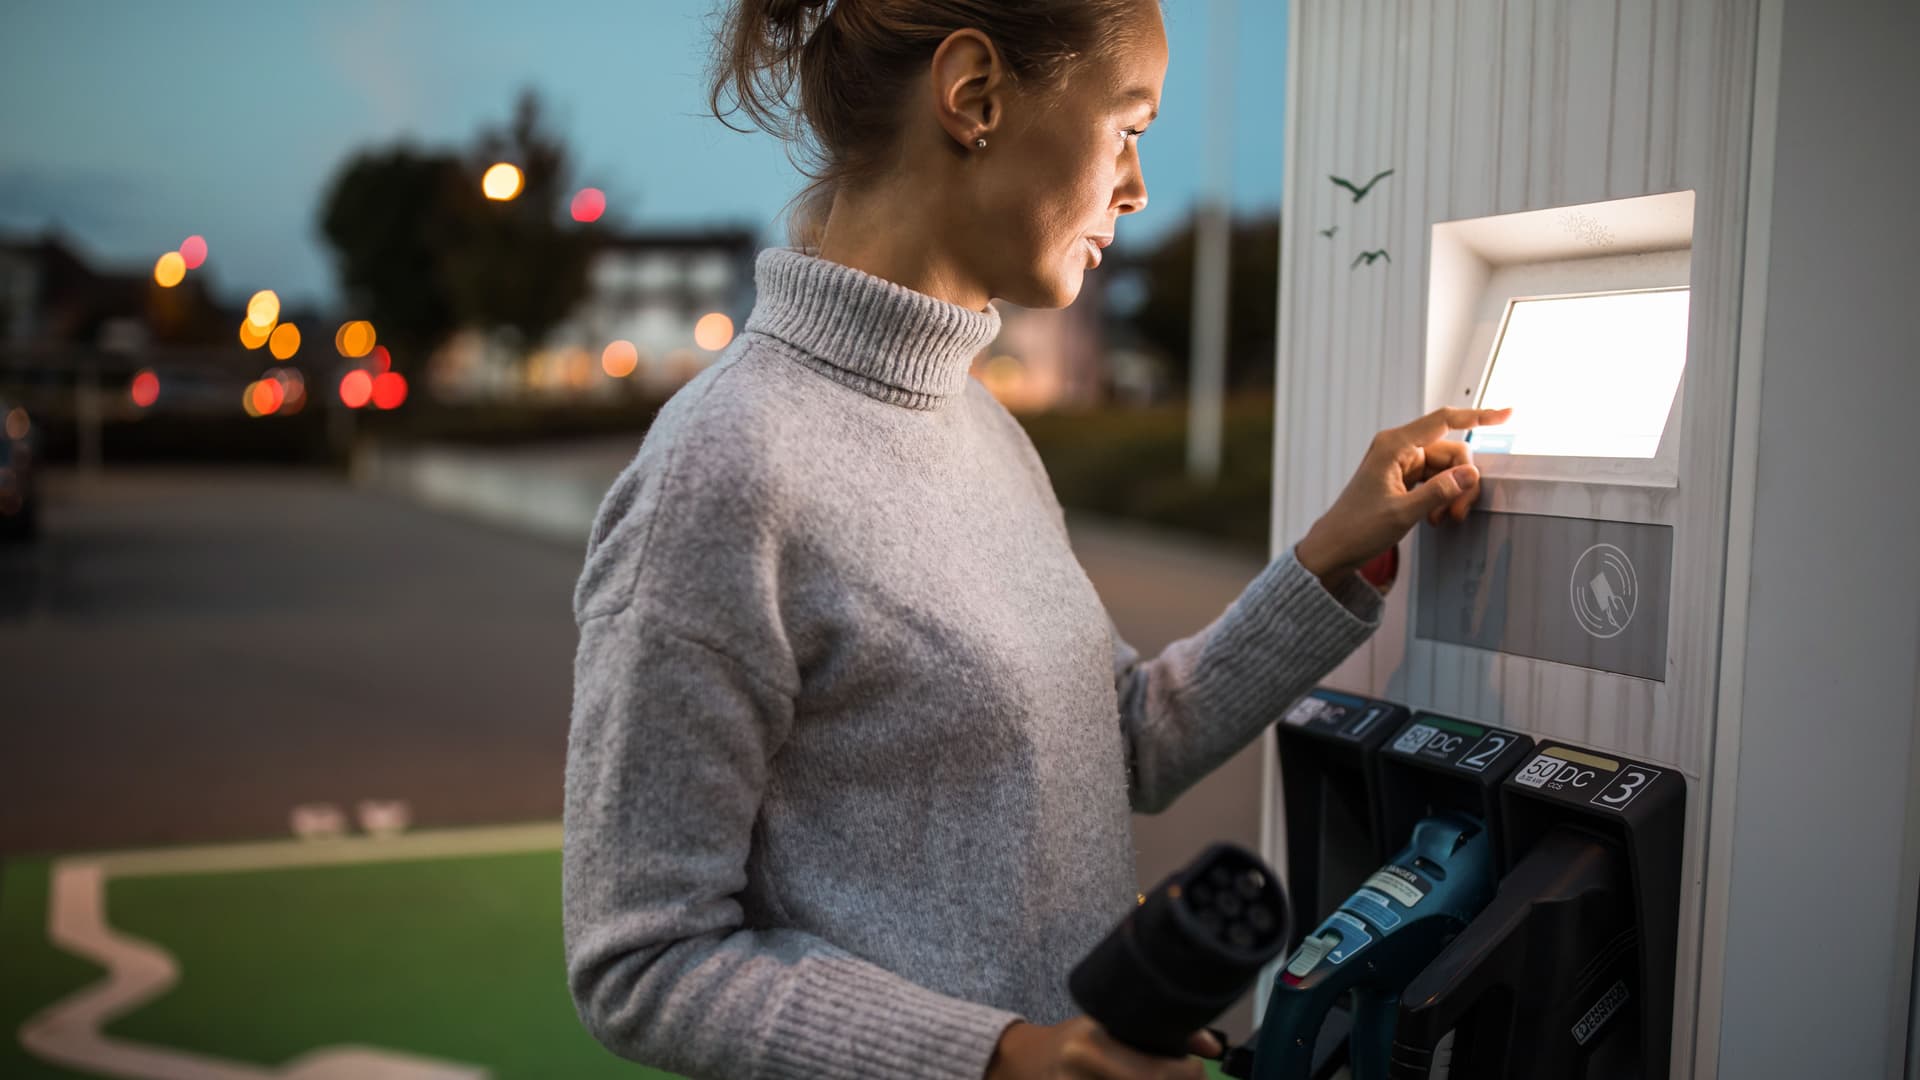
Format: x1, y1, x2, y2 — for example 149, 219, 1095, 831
0, 468, 585, 855
0, 465, 1270, 859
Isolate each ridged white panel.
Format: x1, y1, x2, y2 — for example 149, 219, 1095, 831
1269, 4, 1760, 1075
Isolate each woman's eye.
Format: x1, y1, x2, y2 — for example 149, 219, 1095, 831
1120, 128, 1142, 144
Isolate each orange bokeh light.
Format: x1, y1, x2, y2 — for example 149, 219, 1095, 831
335, 320, 376, 358
179, 235, 207, 269
601, 340, 638, 378
371, 371, 408, 410
239, 319, 272, 349
339, 370, 374, 409
268, 323, 301, 360
154, 252, 186, 288
694, 312, 735, 352
130, 370, 160, 408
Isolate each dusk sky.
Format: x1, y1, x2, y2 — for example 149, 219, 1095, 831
0, 1, 1290, 309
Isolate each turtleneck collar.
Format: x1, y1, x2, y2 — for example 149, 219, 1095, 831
742, 247, 1003, 411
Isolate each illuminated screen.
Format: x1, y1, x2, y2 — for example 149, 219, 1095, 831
1470, 288, 1690, 458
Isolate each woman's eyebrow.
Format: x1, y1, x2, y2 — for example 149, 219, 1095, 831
1120, 87, 1159, 120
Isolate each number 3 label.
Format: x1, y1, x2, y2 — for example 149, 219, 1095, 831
1590, 766, 1661, 811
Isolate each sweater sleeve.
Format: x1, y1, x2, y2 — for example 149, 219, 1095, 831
971, 380, 1386, 815
1111, 547, 1384, 814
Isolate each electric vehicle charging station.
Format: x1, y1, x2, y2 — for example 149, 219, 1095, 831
1258, 3, 1920, 1077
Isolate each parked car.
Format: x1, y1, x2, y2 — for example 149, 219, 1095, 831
0, 401, 39, 542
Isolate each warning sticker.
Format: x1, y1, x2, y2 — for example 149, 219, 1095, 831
1362, 867, 1428, 908
1285, 932, 1336, 977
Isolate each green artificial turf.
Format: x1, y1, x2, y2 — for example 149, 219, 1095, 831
98, 849, 666, 1078
6, 846, 1234, 1079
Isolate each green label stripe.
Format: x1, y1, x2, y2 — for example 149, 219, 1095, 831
1417, 714, 1485, 738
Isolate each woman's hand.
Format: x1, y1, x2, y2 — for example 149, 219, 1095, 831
986, 1017, 1221, 1079
1293, 406, 1513, 587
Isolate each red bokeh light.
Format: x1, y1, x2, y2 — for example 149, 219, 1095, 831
179, 235, 207, 270
371, 345, 391, 373
250, 379, 285, 416
371, 371, 409, 410
570, 188, 606, 224
130, 370, 160, 408
339, 370, 374, 409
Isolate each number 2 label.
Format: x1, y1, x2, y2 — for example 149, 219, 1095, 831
1459, 733, 1511, 772
1590, 766, 1661, 811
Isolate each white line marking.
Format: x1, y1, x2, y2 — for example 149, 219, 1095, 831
17, 823, 561, 1079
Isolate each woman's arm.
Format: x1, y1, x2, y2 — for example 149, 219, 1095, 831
1106, 548, 1383, 814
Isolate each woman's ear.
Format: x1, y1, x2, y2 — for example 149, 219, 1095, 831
929, 28, 1006, 150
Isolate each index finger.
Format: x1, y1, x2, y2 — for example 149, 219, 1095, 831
1399, 406, 1513, 446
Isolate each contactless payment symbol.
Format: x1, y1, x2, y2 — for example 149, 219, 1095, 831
1571, 543, 1638, 639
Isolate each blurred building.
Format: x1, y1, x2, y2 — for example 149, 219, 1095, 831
972, 250, 1165, 413
0, 231, 240, 353
431, 225, 757, 401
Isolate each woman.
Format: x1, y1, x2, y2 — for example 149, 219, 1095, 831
562, 2, 1506, 1078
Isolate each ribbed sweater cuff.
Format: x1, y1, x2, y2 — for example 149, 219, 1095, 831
1190, 546, 1384, 720
761, 951, 1024, 1080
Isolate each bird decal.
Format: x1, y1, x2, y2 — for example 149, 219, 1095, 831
1350, 249, 1391, 269
1330, 169, 1394, 202
1318, 225, 1338, 238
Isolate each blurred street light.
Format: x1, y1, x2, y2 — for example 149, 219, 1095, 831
269, 323, 301, 360
335, 320, 376, 358
482, 162, 524, 201
371, 371, 408, 410
246, 290, 281, 329
129, 371, 160, 409
571, 188, 606, 223
694, 313, 735, 352
339, 370, 373, 409
239, 319, 272, 350
180, 235, 208, 269
7, 406, 33, 437
154, 251, 186, 288
601, 340, 638, 378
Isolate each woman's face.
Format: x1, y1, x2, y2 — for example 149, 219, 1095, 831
978, 6, 1167, 309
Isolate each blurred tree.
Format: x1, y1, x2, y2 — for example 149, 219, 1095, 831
317, 147, 465, 376
1131, 212, 1280, 391
317, 90, 594, 378
447, 92, 595, 348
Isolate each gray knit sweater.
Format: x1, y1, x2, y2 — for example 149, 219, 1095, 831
562, 247, 1382, 1080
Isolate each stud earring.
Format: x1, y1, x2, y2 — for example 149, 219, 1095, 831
974, 138, 987, 149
